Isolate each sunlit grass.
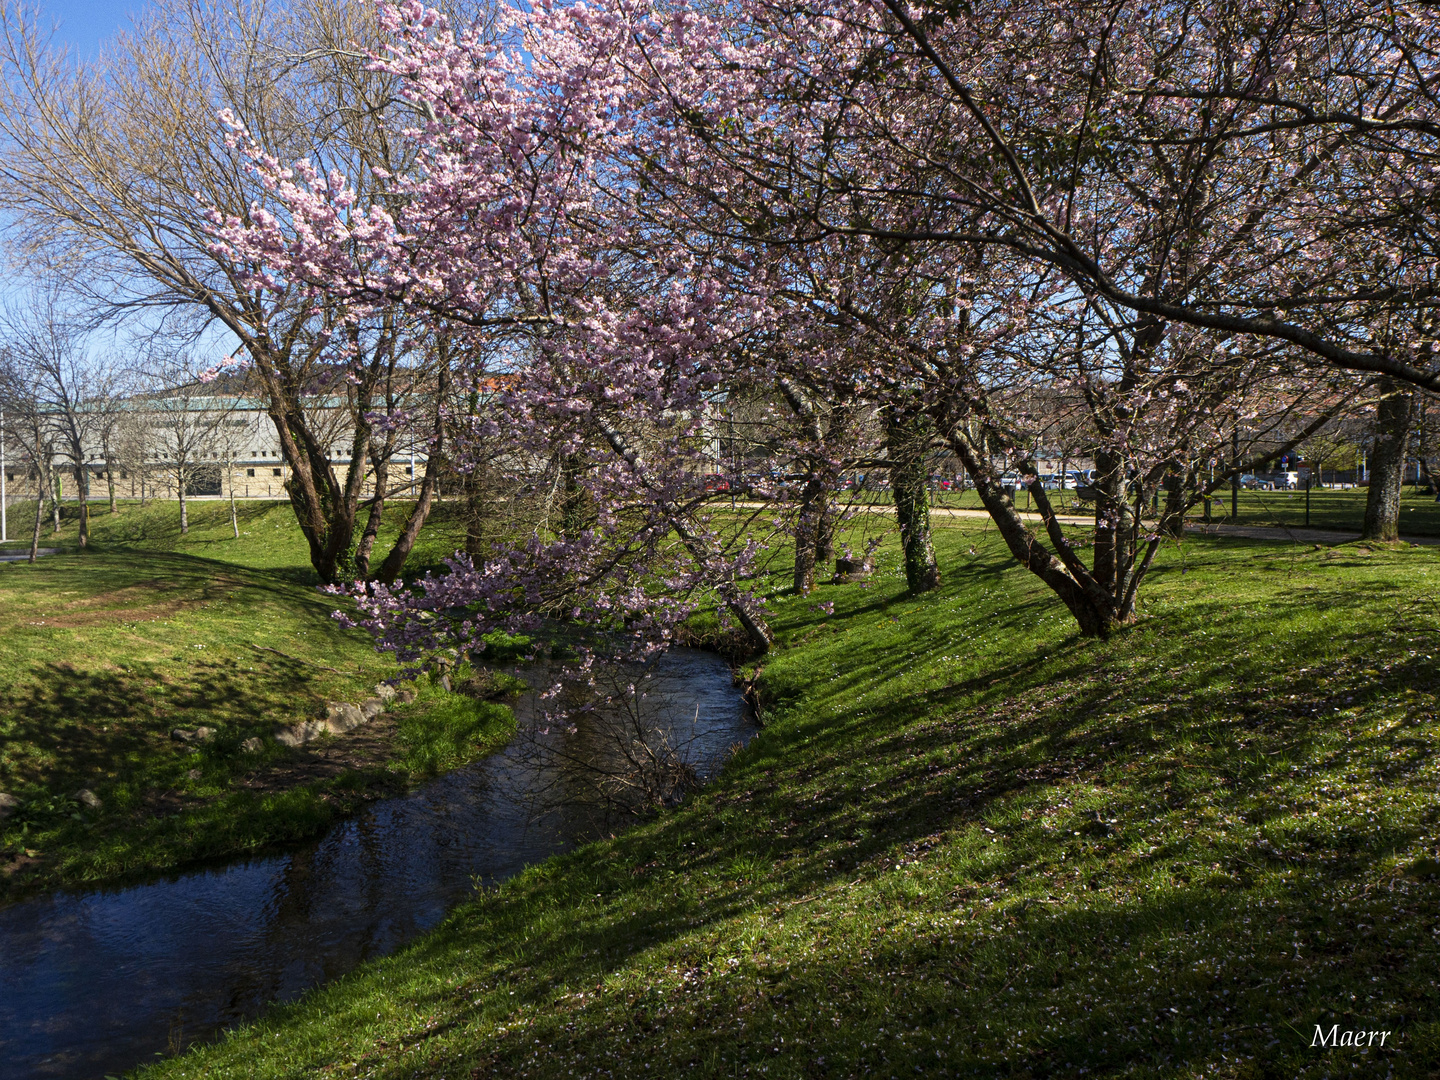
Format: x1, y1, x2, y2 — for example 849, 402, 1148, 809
134, 523, 1440, 1079
0, 501, 503, 899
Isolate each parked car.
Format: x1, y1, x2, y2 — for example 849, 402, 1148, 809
700, 474, 731, 493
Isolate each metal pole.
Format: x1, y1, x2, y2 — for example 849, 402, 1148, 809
1305, 475, 1311, 527
1, 410, 7, 542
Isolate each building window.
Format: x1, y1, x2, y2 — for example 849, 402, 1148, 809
406, 465, 413, 474
246, 468, 255, 477
120, 471, 128, 480
272, 468, 282, 476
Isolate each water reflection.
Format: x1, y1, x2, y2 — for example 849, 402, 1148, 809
0, 648, 751, 1079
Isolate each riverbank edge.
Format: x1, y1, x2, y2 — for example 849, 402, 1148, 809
0, 687, 519, 908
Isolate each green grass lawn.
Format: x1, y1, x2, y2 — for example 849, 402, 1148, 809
133, 521, 1440, 1079
0, 500, 508, 901
914, 484, 1440, 536
0, 495, 471, 575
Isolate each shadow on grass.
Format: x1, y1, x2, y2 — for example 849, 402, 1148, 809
157, 596, 1440, 1077
0, 550, 380, 834
147, 534, 1440, 1078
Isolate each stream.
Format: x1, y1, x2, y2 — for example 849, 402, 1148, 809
0, 648, 753, 1079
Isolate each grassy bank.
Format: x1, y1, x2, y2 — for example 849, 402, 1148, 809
135, 521, 1440, 1079
0, 501, 510, 902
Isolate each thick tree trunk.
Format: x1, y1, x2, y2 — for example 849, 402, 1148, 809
373, 453, 439, 583
777, 377, 826, 595
1363, 381, 1415, 541
355, 457, 388, 577
791, 476, 823, 595
814, 501, 835, 569
941, 420, 1129, 638
1090, 450, 1124, 596
885, 407, 940, 594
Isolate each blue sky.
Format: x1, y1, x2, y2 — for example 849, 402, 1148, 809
32, 0, 139, 59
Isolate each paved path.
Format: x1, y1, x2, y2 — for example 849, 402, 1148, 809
0, 547, 58, 562
1182, 522, 1440, 547
743, 500, 1440, 547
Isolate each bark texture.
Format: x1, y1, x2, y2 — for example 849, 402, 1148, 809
1363, 380, 1416, 542
885, 406, 941, 594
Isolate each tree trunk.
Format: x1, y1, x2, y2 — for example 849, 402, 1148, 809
1363, 380, 1415, 542
29, 485, 44, 562
777, 376, 844, 595
791, 475, 823, 595
51, 469, 60, 533
885, 406, 940, 594
370, 370, 450, 584
105, 453, 117, 514
178, 472, 189, 535
373, 452, 440, 583
557, 453, 593, 542
1162, 467, 1185, 538
595, 414, 773, 654
1090, 450, 1124, 596
940, 418, 1130, 638
814, 501, 835, 565
75, 466, 90, 548
355, 457, 388, 577
229, 458, 239, 539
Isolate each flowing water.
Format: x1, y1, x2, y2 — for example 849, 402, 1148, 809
0, 648, 752, 1079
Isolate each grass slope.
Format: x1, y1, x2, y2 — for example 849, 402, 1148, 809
0, 501, 507, 900
136, 524, 1440, 1079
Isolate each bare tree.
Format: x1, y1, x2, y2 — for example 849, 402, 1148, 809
0, 291, 126, 548
0, 0, 446, 581
139, 352, 238, 535
0, 349, 52, 561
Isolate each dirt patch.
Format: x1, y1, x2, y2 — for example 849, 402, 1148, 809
0, 849, 45, 882
41, 576, 244, 629
233, 714, 406, 797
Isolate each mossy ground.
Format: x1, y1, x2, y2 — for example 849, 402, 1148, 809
0, 500, 508, 901
128, 520, 1440, 1079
